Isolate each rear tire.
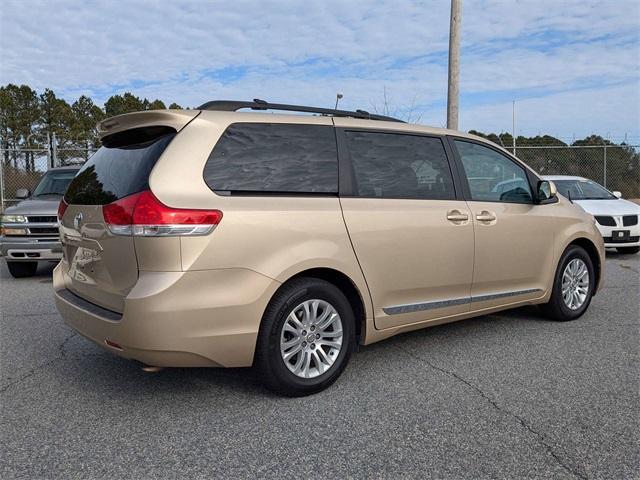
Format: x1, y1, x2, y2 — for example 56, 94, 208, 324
7, 261, 38, 278
616, 246, 640, 254
255, 277, 355, 397
540, 245, 594, 321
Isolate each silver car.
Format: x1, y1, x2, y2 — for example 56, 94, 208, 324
1, 166, 80, 277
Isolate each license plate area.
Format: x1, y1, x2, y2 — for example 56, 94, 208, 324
612, 230, 630, 240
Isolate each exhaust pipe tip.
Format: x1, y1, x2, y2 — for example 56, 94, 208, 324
142, 365, 164, 373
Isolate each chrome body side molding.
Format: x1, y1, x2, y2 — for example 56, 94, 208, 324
383, 288, 543, 315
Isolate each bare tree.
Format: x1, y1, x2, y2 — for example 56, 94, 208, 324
369, 86, 423, 123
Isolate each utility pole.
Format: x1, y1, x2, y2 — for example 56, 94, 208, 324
512, 100, 516, 155
446, 0, 462, 130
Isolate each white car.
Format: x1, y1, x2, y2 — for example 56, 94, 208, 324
544, 175, 640, 254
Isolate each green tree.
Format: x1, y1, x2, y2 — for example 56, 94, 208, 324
168, 102, 183, 109
0, 84, 41, 170
572, 135, 613, 146
104, 92, 145, 116
71, 95, 104, 151
0, 84, 40, 149
104, 93, 168, 116
147, 99, 166, 110
39, 89, 74, 148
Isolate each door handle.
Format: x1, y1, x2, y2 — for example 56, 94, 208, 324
446, 210, 469, 223
476, 211, 497, 222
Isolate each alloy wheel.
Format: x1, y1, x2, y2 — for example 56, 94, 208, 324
280, 299, 343, 379
562, 258, 590, 310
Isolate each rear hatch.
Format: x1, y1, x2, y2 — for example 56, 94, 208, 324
59, 112, 197, 313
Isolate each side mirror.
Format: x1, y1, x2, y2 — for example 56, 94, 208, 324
537, 180, 557, 203
612, 191, 622, 198
15, 188, 30, 199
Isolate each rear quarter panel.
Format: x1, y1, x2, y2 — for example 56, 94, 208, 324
147, 112, 374, 321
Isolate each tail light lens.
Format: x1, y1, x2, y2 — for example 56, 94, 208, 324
57, 198, 68, 220
102, 190, 222, 236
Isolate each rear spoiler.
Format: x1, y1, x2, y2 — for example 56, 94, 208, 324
97, 110, 200, 140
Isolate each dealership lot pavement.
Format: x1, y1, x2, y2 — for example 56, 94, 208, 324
1, 254, 638, 479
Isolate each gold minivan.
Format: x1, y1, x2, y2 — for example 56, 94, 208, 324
54, 100, 605, 396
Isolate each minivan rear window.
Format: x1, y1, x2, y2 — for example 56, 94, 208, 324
64, 130, 176, 205
203, 123, 338, 194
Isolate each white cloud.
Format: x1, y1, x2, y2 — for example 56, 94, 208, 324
1, 0, 638, 139
460, 82, 640, 142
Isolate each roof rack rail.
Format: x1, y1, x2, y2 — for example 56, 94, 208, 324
196, 98, 405, 123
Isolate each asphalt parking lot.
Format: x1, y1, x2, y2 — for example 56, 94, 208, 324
1, 254, 638, 479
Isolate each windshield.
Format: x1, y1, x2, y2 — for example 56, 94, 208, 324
553, 179, 616, 200
32, 169, 79, 197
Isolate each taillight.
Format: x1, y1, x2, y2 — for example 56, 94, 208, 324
57, 198, 68, 220
102, 190, 222, 237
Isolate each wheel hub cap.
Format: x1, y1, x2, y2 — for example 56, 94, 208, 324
562, 258, 590, 310
280, 299, 343, 379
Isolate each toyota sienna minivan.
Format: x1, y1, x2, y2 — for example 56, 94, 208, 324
54, 99, 605, 396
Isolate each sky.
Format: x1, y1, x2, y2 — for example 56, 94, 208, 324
1, 0, 639, 142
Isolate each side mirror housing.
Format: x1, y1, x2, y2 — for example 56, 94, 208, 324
612, 191, 622, 198
15, 188, 30, 199
537, 180, 557, 204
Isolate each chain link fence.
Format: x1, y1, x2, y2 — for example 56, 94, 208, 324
1, 146, 95, 211
1, 143, 638, 212
514, 145, 639, 198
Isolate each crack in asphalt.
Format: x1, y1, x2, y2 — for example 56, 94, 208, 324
395, 344, 588, 480
0, 331, 77, 394
617, 264, 639, 274
486, 311, 638, 328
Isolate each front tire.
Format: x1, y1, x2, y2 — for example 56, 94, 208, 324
255, 277, 355, 397
541, 245, 595, 321
617, 246, 640, 254
7, 261, 38, 278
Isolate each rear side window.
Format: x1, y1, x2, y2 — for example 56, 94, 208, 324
204, 123, 338, 194
64, 130, 175, 205
345, 131, 455, 200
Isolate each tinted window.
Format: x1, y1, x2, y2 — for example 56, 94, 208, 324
65, 132, 175, 205
454, 140, 533, 203
32, 169, 79, 197
204, 123, 338, 194
345, 131, 455, 200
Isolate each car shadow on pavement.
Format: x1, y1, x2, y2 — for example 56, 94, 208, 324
34, 261, 56, 280
58, 304, 546, 399
60, 345, 271, 398
605, 249, 638, 258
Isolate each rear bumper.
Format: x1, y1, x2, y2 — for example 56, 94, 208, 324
1, 236, 62, 261
53, 263, 280, 368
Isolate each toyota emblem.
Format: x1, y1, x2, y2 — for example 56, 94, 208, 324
74, 212, 83, 230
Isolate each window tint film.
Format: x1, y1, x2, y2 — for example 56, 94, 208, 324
345, 131, 455, 200
65, 132, 175, 205
204, 123, 338, 194
454, 140, 533, 203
